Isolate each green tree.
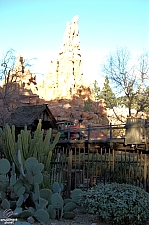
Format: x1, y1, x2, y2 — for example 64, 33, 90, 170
92, 80, 100, 101
99, 76, 117, 108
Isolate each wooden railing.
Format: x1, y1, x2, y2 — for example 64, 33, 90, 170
57, 123, 126, 142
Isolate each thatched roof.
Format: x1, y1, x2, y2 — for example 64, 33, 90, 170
6, 104, 57, 128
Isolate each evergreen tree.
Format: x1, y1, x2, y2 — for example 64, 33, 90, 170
92, 80, 100, 101
99, 76, 116, 108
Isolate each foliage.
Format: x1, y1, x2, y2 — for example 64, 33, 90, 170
103, 48, 149, 116
0, 156, 82, 222
0, 156, 50, 223
83, 98, 93, 112
98, 75, 117, 108
92, 80, 100, 101
0, 119, 60, 173
80, 182, 149, 225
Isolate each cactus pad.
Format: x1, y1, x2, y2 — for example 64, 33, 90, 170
1, 191, 6, 200
51, 193, 64, 209
28, 207, 36, 214
34, 209, 49, 223
59, 183, 64, 192
26, 172, 34, 185
17, 187, 25, 197
38, 197, 48, 209
0, 158, 10, 174
64, 198, 73, 205
33, 172, 43, 184
63, 202, 77, 212
39, 188, 52, 200
14, 179, 24, 194
52, 181, 60, 193
19, 210, 34, 218
0, 175, 9, 191
16, 194, 24, 207
24, 157, 38, 173
10, 174, 17, 186
1, 199, 10, 209
34, 183, 39, 201
71, 188, 83, 203
47, 204, 56, 219
32, 163, 44, 175
13, 207, 23, 216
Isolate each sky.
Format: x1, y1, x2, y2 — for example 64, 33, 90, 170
0, 0, 149, 85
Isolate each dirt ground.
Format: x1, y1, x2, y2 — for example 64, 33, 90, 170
0, 209, 109, 225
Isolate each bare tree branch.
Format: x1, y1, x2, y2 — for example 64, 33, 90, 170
102, 48, 149, 118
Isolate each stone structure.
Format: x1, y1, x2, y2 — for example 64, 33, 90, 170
11, 55, 37, 88
38, 15, 84, 100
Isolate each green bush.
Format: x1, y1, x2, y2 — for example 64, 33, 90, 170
79, 183, 149, 225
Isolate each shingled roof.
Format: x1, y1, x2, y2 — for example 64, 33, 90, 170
6, 104, 57, 128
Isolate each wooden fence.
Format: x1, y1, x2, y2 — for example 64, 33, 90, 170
50, 147, 149, 196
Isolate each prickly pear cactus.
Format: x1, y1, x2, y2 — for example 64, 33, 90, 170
19, 210, 34, 218
24, 157, 38, 173
34, 209, 49, 223
0, 158, 10, 174
39, 188, 52, 200
71, 188, 83, 204
0, 159, 10, 193
52, 181, 61, 193
0, 175, 9, 192
47, 204, 56, 219
1, 199, 10, 209
16, 194, 24, 207
51, 193, 64, 209
63, 202, 77, 212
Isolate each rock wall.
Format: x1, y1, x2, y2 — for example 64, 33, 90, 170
46, 89, 109, 127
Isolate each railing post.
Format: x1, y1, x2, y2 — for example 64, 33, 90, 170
110, 123, 112, 139
88, 125, 90, 141
68, 127, 70, 141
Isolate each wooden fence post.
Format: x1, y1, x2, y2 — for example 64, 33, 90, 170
110, 123, 112, 139
88, 125, 90, 141
112, 149, 115, 172
68, 149, 72, 197
144, 154, 147, 191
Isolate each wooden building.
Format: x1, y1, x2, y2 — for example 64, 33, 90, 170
6, 104, 57, 134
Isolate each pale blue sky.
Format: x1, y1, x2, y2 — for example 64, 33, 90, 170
0, 0, 149, 84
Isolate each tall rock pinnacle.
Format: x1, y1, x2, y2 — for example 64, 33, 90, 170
42, 15, 84, 100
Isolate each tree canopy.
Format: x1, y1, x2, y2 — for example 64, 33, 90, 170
102, 48, 149, 116
98, 76, 117, 109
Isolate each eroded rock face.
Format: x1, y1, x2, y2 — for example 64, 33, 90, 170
36, 15, 85, 101
47, 97, 108, 127
1, 16, 109, 132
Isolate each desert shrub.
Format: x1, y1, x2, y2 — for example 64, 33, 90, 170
79, 182, 149, 225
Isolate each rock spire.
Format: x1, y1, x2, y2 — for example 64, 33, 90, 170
40, 15, 84, 100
